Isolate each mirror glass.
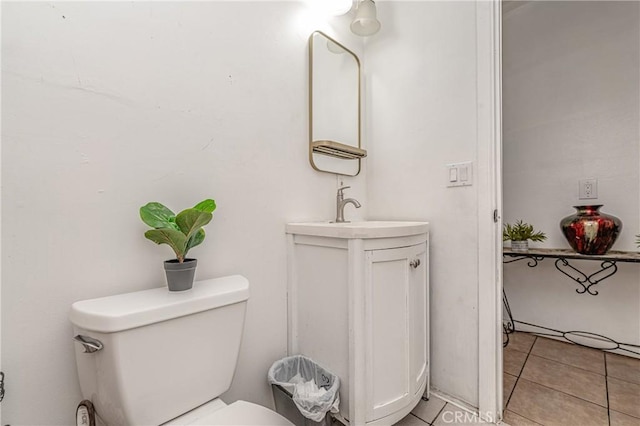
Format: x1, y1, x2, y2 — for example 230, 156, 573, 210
309, 31, 363, 176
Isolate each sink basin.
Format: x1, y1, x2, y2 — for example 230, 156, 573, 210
286, 221, 429, 239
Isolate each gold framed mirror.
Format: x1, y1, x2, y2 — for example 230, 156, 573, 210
309, 31, 365, 176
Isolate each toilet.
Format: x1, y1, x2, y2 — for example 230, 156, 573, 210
69, 275, 293, 425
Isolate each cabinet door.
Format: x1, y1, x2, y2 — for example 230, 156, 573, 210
364, 243, 427, 422
409, 242, 428, 397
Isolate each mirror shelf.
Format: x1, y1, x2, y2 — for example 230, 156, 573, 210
311, 140, 367, 160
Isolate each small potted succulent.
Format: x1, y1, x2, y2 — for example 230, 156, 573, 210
503, 220, 547, 252
140, 199, 216, 291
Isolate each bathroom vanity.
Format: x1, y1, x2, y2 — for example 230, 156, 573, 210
286, 221, 429, 425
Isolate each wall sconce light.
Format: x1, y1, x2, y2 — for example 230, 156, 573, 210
350, 0, 381, 36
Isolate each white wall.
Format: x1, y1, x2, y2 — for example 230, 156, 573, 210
503, 2, 640, 349
1, 2, 366, 424
365, 1, 481, 406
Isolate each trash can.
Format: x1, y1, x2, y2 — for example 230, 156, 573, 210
268, 355, 340, 426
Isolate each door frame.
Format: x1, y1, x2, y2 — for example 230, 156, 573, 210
0, 2, 4, 419
476, 0, 503, 423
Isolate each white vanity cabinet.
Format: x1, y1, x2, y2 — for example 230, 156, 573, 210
286, 222, 429, 426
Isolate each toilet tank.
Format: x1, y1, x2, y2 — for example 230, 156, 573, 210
69, 275, 250, 425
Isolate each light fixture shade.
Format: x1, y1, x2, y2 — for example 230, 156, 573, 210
350, 0, 381, 36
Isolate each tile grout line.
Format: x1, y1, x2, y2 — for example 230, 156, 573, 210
507, 376, 610, 426
517, 343, 610, 409
607, 376, 640, 386
427, 403, 448, 426
605, 371, 640, 386
513, 332, 632, 378
604, 354, 610, 426
516, 377, 609, 409
519, 352, 610, 407
508, 335, 622, 425
526, 351, 606, 377
505, 336, 548, 426
505, 335, 537, 411
505, 409, 545, 426
408, 412, 429, 424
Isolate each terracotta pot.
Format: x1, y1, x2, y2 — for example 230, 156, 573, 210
560, 205, 622, 255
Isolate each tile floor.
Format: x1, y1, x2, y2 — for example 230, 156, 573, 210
503, 333, 640, 426
392, 333, 640, 425
394, 394, 483, 425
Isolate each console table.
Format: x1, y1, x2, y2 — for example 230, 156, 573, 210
503, 248, 640, 355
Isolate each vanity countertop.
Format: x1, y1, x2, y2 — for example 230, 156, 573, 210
286, 221, 429, 239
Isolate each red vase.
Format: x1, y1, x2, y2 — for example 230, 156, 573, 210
560, 205, 622, 255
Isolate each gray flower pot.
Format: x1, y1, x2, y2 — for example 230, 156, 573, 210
164, 258, 197, 291
511, 240, 529, 252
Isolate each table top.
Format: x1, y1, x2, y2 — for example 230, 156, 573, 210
503, 247, 640, 263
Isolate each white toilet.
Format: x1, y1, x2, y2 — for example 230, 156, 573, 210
69, 275, 293, 425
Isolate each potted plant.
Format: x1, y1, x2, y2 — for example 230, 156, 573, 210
503, 220, 546, 252
140, 199, 216, 291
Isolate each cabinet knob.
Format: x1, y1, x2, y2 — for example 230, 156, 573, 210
410, 259, 421, 268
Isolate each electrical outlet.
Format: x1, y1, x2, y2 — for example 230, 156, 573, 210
579, 178, 598, 199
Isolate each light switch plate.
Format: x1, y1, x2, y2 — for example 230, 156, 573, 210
447, 162, 473, 187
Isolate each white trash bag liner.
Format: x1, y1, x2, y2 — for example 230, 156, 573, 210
268, 355, 340, 422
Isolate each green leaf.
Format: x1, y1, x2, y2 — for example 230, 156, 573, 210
176, 209, 213, 239
144, 229, 187, 261
185, 229, 206, 255
167, 216, 179, 229
503, 220, 546, 242
140, 203, 179, 230
193, 199, 216, 213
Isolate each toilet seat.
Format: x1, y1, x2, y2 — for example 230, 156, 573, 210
164, 399, 294, 426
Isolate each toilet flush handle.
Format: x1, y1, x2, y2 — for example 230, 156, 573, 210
73, 335, 103, 353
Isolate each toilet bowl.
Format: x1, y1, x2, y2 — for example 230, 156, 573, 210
70, 275, 292, 426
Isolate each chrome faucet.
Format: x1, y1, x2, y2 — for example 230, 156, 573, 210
336, 186, 361, 223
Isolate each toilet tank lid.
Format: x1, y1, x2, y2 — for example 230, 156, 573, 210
69, 275, 249, 333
